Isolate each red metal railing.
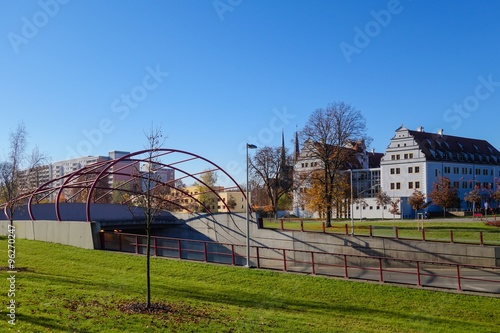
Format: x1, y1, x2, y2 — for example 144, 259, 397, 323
99, 232, 500, 295
270, 219, 500, 246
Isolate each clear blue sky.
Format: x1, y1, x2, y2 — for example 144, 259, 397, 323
1, 0, 500, 186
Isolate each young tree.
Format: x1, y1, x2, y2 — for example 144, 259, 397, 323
428, 176, 460, 217
388, 198, 401, 220
375, 189, 391, 220
492, 186, 500, 208
250, 146, 293, 218
303, 170, 327, 218
408, 190, 428, 229
300, 102, 370, 227
464, 189, 481, 212
136, 125, 166, 310
0, 123, 47, 226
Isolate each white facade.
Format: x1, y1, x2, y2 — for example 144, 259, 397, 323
381, 126, 500, 218
292, 126, 500, 219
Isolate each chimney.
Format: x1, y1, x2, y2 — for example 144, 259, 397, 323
437, 129, 444, 136
417, 126, 424, 132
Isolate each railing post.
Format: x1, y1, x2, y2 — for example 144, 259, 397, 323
177, 240, 182, 260
311, 252, 315, 275
369, 225, 373, 237
203, 242, 208, 262
345, 223, 348, 235
280, 219, 284, 230
416, 261, 421, 287
231, 244, 235, 266
421, 228, 426, 241
256, 247, 260, 268
322, 222, 326, 233
395, 227, 399, 239
450, 230, 454, 243
99, 232, 105, 250
456, 265, 462, 291
378, 258, 384, 283
282, 249, 287, 271
300, 219, 304, 232
118, 233, 123, 252
343, 254, 349, 278
135, 235, 138, 254
480, 231, 484, 245
154, 237, 157, 256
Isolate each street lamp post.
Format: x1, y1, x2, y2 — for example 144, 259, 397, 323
350, 169, 354, 235
246, 143, 257, 267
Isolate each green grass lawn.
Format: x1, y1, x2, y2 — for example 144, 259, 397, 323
1, 238, 500, 332
263, 219, 500, 245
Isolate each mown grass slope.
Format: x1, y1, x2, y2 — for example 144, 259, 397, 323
1, 238, 499, 332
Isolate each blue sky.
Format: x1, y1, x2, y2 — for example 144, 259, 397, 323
1, 0, 500, 186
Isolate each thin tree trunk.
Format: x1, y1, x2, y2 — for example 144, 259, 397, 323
146, 212, 151, 309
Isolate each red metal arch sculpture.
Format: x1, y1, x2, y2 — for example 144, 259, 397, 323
4, 149, 247, 222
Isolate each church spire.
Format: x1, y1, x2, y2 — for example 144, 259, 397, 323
294, 127, 300, 162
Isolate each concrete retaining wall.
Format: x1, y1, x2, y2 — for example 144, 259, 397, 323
0, 220, 98, 249
168, 213, 500, 267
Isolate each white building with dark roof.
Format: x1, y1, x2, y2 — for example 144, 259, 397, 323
381, 126, 500, 217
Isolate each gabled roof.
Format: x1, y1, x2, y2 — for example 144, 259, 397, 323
409, 130, 500, 164
368, 152, 384, 168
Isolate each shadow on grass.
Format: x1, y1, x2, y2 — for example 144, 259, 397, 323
153, 279, 497, 332
15, 313, 71, 332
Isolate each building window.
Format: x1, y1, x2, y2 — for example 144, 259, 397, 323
483, 169, 488, 176
404, 153, 408, 159
453, 167, 459, 174
409, 153, 413, 158
444, 166, 450, 173
415, 181, 420, 189
408, 167, 413, 173
396, 168, 400, 174
390, 168, 395, 175
390, 183, 395, 190
415, 166, 420, 173
476, 168, 481, 175
396, 183, 401, 190
453, 181, 459, 188
462, 182, 468, 188
408, 182, 413, 189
